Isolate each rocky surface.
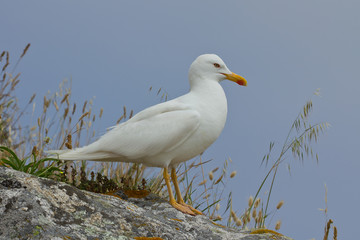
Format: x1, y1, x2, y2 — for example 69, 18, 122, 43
0, 166, 293, 240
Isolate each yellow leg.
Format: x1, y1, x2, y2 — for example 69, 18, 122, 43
171, 168, 184, 203
171, 168, 203, 215
163, 168, 195, 215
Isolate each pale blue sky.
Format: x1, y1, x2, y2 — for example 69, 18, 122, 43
2, 1, 360, 239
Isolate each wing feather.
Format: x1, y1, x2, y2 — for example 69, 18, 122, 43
97, 109, 200, 159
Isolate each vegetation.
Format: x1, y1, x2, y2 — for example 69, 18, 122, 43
0, 146, 62, 178
0, 45, 335, 238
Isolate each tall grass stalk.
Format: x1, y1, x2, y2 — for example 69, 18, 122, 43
243, 91, 329, 229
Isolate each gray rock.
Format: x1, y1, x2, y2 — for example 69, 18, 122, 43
0, 166, 293, 240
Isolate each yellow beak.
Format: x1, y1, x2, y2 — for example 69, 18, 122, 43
222, 72, 247, 86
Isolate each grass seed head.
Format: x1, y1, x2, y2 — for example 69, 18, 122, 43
235, 218, 242, 226
198, 179, 207, 186
230, 210, 237, 220
276, 200, 284, 209
63, 108, 69, 119
203, 193, 210, 199
215, 203, 220, 211
0, 51, 5, 60
72, 103, 76, 115
53, 101, 59, 111
20, 43, 31, 58
209, 171, 214, 180
44, 137, 50, 144
275, 220, 281, 230
123, 106, 126, 118
324, 219, 333, 240
82, 101, 87, 113
65, 134, 73, 149
79, 112, 89, 121
214, 174, 223, 185
99, 108, 103, 118
252, 208, 257, 219
28, 94, 36, 104
254, 198, 261, 208
248, 196, 254, 207
61, 93, 69, 104
31, 146, 39, 156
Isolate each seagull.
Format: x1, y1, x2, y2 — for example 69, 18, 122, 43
49, 54, 247, 215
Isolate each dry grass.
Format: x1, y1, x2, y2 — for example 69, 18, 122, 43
323, 219, 337, 240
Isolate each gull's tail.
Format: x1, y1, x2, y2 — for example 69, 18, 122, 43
46, 147, 116, 162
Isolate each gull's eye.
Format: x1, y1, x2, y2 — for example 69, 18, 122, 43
213, 63, 221, 68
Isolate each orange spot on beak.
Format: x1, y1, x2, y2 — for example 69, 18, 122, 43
222, 72, 247, 86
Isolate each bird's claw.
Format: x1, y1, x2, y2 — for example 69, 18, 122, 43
170, 199, 203, 215
180, 202, 203, 215
170, 200, 197, 216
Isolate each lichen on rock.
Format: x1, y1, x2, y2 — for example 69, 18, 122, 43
0, 166, 293, 240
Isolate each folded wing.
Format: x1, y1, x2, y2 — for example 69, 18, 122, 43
48, 100, 201, 162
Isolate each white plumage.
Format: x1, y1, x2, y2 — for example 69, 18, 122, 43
49, 54, 247, 215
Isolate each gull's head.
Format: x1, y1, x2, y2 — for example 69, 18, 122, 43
189, 54, 247, 87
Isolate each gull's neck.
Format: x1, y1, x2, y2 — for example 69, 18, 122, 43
187, 76, 228, 117
186, 75, 228, 141
189, 76, 224, 95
